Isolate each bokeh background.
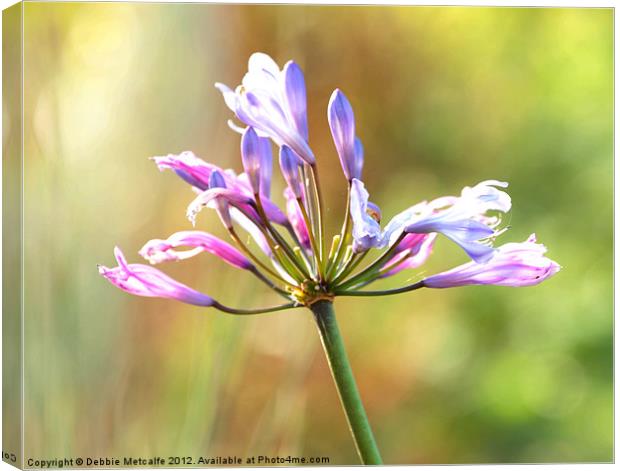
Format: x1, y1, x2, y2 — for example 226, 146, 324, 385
20, 3, 612, 465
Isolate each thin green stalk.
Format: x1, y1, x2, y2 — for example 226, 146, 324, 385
335, 280, 425, 297
228, 228, 290, 284
337, 233, 407, 290
309, 164, 326, 266
332, 250, 368, 286
327, 184, 352, 280
248, 266, 291, 299
310, 300, 383, 465
297, 197, 325, 281
213, 301, 299, 315
254, 196, 310, 280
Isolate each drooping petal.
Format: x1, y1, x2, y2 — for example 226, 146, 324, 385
328, 89, 357, 181
349, 178, 384, 253
99, 247, 215, 306
283, 61, 309, 140
374, 180, 512, 263
405, 218, 497, 263
152, 151, 227, 191
187, 185, 253, 227
139, 231, 252, 270
423, 234, 560, 288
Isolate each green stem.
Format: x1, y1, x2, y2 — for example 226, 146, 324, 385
213, 301, 299, 315
337, 233, 407, 290
334, 280, 425, 297
310, 300, 383, 465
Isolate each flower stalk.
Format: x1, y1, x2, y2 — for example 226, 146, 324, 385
310, 300, 383, 465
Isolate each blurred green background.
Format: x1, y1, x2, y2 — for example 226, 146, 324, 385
21, 3, 612, 464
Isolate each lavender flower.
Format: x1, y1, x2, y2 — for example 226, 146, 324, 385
99, 247, 215, 307
139, 230, 252, 270
328, 89, 364, 181
101, 49, 558, 325
216, 52, 315, 165
100, 52, 559, 464
423, 234, 560, 288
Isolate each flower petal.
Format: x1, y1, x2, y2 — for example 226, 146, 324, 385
328, 89, 357, 180
139, 231, 253, 270
241, 127, 263, 194
380, 234, 436, 278
279, 145, 303, 198
99, 247, 215, 306
216, 52, 315, 166
423, 234, 560, 288
283, 61, 309, 140
349, 178, 384, 253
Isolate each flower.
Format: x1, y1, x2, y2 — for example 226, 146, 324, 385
215, 52, 315, 165
99, 247, 215, 307
240, 127, 270, 195
139, 230, 252, 270
328, 89, 364, 181
99, 51, 561, 465
101, 51, 558, 311
349, 178, 511, 263
423, 234, 560, 288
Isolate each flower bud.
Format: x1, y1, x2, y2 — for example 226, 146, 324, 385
241, 127, 263, 194
279, 146, 303, 198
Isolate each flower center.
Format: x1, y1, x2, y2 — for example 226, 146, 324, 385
289, 280, 334, 306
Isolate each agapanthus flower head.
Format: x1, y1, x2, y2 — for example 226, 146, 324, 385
99, 52, 560, 466
100, 50, 558, 313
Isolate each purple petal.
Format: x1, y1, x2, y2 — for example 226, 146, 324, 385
99, 247, 215, 307
328, 89, 357, 180
423, 234, 560, 288
283, 61, 309, 141
187, 186, 252, 227
258, 137, 273, 197
349, 178, 384, 253
258, 194, 289, 226
208, 169, 227, 189
279, 145, 303, 198
406, 218, 496, 263
152, 151, 222, 191
380, 234, 436, 278
241, 127, 262, 194
139, 231, 252, 270
216, 53, 315, 166
284, 187, 310, 248
352, 137, 364, 181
